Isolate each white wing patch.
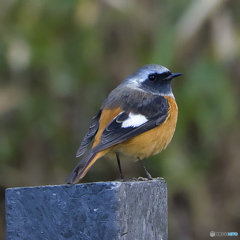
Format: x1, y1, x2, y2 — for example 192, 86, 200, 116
122, 113, 148, 128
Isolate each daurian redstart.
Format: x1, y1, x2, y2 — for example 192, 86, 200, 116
66, 64, 182, 184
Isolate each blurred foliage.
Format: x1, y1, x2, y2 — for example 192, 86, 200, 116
1, 0, 240, 239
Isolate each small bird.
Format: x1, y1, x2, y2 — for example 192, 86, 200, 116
66, 64, 182, 184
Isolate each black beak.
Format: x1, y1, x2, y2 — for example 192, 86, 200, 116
171, 73, 183, 78
165, 72, 183, 80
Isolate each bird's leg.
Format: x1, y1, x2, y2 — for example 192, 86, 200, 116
138, 157, 153, 180
116, 153, 124, 179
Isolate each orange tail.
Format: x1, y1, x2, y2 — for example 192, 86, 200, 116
65, 149, 108, 184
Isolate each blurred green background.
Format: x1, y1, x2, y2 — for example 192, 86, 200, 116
1, 0, 240, 239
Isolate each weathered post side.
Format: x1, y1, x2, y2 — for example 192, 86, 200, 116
5, 179, 167, 240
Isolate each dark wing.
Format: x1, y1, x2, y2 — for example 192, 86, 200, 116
93, 96, 169, 153
76, 110, 102, 157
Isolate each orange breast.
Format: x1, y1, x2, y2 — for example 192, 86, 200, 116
113, 96, 178, 159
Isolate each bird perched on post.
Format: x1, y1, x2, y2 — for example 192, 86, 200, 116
66, 64, 182, 184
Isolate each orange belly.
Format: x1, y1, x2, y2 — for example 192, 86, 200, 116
112, 96, 178, 159
92, 96, 178, 160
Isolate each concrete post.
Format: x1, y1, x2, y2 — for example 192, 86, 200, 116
5, 179, 167, 240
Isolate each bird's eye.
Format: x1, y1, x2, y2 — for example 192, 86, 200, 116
148, 74, 157, 81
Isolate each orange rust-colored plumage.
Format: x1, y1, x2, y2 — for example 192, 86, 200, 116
111, 96, 178, 159
92, 107, 122, 148
92, 96, 178, 161
67, 97, 178, 184
65, 107, 123, 184
76, 150, 108, 179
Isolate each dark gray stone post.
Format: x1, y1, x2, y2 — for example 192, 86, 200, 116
5, 179, 167, 240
